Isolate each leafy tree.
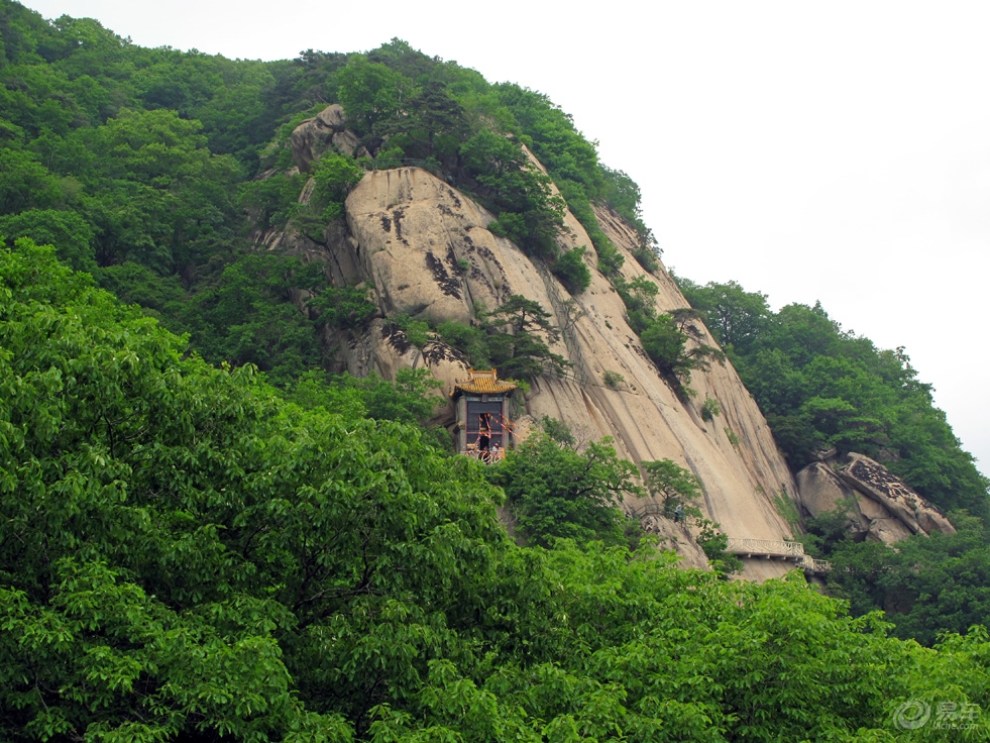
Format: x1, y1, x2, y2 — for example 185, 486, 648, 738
642, 458, 703, 518
335, 54, 410, 139
311, 151, 364, 201
0, 147, 65, 213
557, 178, 626, 276
356, 367, 444, 425
696, 519, 743, 576
799, 394, 883, 452
290, 367, 444, 428
308, 283, 378, 330
95, 260, 189, 323
81, 107, 242, 275
825, 517, 990, 645
700, 396, 721, 421
492, 83, 601, 196
614, 274, 660, 333
435, 320, 492, 368
303, 151, 366, 229
796, 500, 858, 558
539, 415, 576, 447
490, 435, 642, 547
189, 252, 326, 384
239, 171, 306, 229
632, 243, 661, 273
459, 127, 525, 177
679, 278, 772, 355
641, 313, 690, 377
640, 312, 720, 389
385, 312, 431, 349
0, 208, 95, 271
600, 165, 647, 236
379, 79, 468, 169
460, 129, 566, 259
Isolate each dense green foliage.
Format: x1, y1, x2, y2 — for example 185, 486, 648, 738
614, 275, 725, 393
481, 294, 569, 379
796, 506, 990, 645
642, 458, 704, 517
5, 241, 990, 740
490, 434, 642, 548
551, 246, 592, 294
679, 278, 988, 519
0, 2, 642, 387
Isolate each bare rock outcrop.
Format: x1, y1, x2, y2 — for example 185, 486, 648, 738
640, 516, 711, 570
339, 167, 797, 578
290, 104, 364, 172
795, 452, 955, 544
343, 168, 522, 326
276, 107, 811, 579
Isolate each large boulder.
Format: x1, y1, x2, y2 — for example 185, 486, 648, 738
290, 104, 364, 172
795, 452, 955, 544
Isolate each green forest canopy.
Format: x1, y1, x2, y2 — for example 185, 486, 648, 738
4, 238, 990, 740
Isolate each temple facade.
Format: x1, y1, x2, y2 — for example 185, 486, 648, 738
450, 369, 517, 462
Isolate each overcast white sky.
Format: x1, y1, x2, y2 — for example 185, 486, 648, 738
21, 1, 990, 477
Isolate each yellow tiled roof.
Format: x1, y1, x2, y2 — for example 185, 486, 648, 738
452, 369, 517, 395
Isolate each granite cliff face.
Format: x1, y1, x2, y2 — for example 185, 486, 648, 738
263, 105, 949, 577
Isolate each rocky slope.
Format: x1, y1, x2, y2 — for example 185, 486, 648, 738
264, 105, 950, 578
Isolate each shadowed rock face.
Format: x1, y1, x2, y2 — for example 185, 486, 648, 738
796, 452, 955, 543
274, 107, 824, 578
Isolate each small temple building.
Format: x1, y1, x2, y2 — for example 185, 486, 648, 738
450, 369, 517, 462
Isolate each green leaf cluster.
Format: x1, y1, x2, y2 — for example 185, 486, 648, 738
613, 276, 722, 391
551, 245, 592, 294
480, 294, 569, 379
310, 151, 365, 221
643, 458, 703, 515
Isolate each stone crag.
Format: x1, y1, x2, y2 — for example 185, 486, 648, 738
796, 452, 955, 544
263, 105, 949, 578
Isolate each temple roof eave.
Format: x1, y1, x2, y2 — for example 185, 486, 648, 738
450, 369, 517, 397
